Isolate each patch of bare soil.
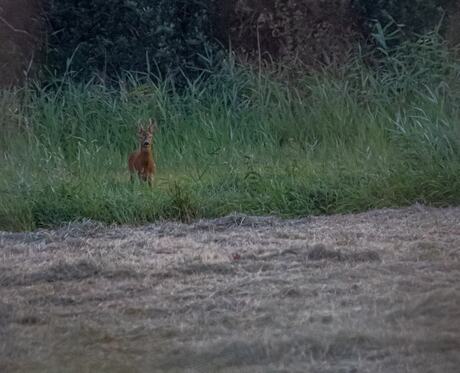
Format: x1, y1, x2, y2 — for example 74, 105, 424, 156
1, 205, 459, 372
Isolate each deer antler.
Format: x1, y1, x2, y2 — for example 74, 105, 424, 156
148, 118, 157, 133
137, 119, 145, 133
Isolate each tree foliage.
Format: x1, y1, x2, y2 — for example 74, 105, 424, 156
352, 0, 455, 40
46, 0, 218, 81
45, 0, 457, 81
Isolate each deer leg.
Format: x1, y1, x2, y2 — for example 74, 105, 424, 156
148, 174, 154, 187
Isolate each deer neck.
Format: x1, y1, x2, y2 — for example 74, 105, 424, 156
139, 147, 153, 158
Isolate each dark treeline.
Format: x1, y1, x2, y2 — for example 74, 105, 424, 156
0, 1, 458, 86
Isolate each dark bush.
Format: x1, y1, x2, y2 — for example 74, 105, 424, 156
225, 0, 360, 68
46, 0, 219, 82
44, 0, 458, 81
213, 0, 456, 70
352, 0, 456, 43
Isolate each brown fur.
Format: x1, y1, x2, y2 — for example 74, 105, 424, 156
128, 119, 157, 186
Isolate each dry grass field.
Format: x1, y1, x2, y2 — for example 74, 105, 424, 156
1, 205, 459, 372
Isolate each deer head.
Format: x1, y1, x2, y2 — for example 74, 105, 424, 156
138, 119, 157, 150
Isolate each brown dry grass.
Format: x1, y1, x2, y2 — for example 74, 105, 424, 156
1, 205, 460, 372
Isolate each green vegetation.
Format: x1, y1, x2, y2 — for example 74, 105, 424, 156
45, 0, 455, 82
46, 0, 219, 82
353, 0, 456, 39
1, 33, 459, 231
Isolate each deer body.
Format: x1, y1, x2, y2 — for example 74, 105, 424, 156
128, 120, 156, 186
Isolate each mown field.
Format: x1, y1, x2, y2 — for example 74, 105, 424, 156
1, 33, 460, 231
1, 205, 459, 372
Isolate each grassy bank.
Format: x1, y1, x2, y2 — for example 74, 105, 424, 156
1, 36, 459, 231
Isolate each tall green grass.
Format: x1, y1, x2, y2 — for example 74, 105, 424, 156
1, 34, 459, 231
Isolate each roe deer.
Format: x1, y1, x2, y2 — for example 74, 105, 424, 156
128, 119, 157, 186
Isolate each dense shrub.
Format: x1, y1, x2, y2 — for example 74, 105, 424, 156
216, 0, 456, 69
46, 0, 219, 82
44, 0, 458, 81
225, 0, 360, 68
352, 0, 456, 43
